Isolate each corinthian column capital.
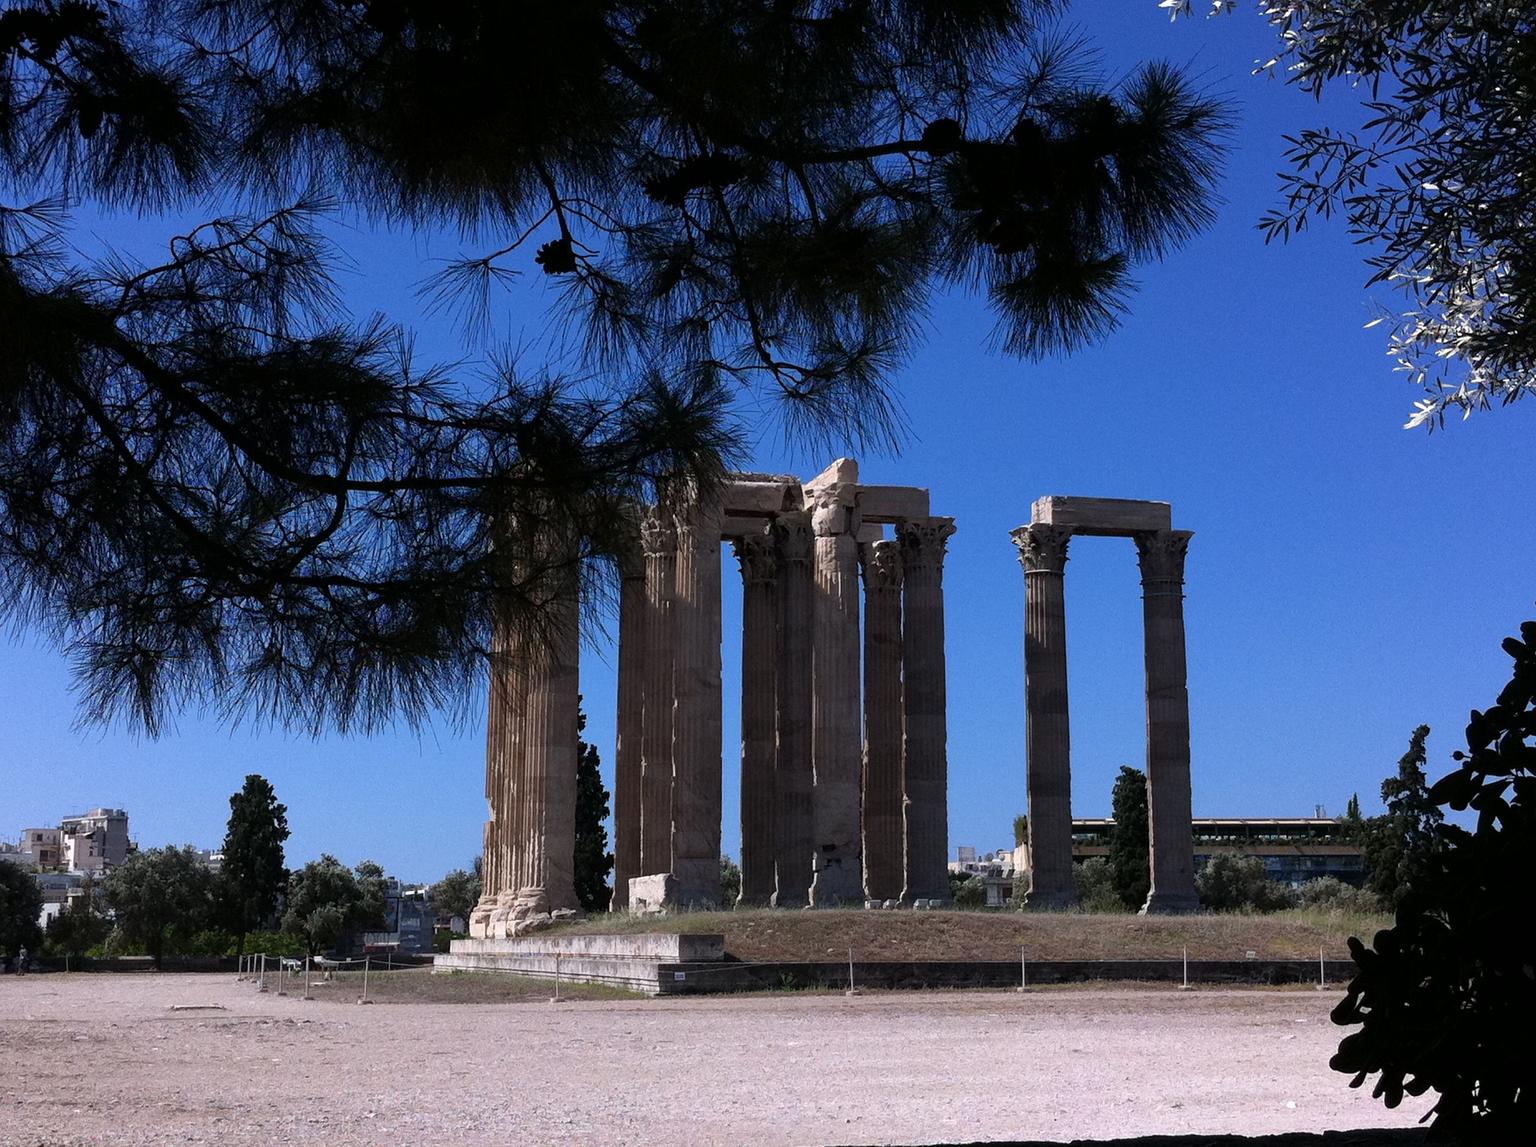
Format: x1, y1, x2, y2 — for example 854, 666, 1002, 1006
859, 539, 903, 593
898, 516, 956, 586
773, 510, 812, 566
640, 506, 677, 557
1011, 523, 1072, 575
809, 483, 860, 538
1134, 529, 1193, 587
732, 531, 778, 586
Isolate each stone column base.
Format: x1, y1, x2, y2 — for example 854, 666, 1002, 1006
1139, 891, 1201, 916
671, 859, 722, 910
1023, 890, 1079, 911
467, 895, 499, 939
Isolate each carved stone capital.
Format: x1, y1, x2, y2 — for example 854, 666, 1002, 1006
808, 484, 860, 538
732, 531, 778, 586
639, 506, 677, 558
617, 504, 646, 581
1134, 529, 1192, 585
773, 510, 812, 566
897, 516, 957, 575
859, 540, 903, 593
1012, 523, 1072, 575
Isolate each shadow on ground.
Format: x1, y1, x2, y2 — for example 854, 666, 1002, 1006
847, 1131, 1437, 1147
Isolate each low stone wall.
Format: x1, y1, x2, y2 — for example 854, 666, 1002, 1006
435, 936, 1355, 997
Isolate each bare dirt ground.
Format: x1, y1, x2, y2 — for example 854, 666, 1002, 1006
0, 972, 1434, 1147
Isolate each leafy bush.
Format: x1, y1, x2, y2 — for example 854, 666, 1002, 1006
1331, 622, 1536, 1139
1196, 855, 1296, 913
1295, 878, 1381, 915
1073, 858, 1129, 914
952, 875, 987, 910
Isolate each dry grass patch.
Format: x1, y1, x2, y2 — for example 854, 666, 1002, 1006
554, 908, 1387, 962
297, 966, 641, 1004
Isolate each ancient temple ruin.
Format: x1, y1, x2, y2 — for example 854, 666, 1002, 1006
469, 459, 956, 936
1012, 496, 1198, 914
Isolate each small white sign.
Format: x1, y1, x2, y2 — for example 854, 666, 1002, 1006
674, 972, 686, 981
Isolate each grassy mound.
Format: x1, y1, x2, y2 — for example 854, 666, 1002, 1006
553, 908, 1387, 963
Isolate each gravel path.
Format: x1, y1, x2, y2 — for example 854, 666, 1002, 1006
0, 974, 1433, 1146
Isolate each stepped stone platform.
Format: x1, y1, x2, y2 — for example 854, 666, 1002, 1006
435, 934, 1356, 996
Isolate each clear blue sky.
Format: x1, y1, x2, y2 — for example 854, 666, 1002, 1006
2, 4, 1530, 884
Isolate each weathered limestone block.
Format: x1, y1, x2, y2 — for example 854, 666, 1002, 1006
898, 517, 956, 905
809, 482, 864, 906
1014, 523, 1078, 910
628, 873, 680, 914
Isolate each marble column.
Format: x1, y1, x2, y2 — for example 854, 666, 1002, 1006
671, 496, 724, 907
735, 531, 779, 905
638, 508, 676, 881
898, 517, 956, 905
472, 576, 529, 939
1135, 529, 1200, 914
809, 483, 863, 906
772, 510, 814, 907
611, 533, 646, 911
860, 540, 905, 903
510, 565, 582, 923
1013, 524, 1078, 909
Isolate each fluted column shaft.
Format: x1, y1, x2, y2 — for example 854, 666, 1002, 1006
513, 566, 582, 916
735, 531, 779, 905
671, 496, 724, 907
861, 540, 905, 903
772, 511, 814, 907
1136, 530, 1200, 914
898, 518, 956, 904
809, 484, 863, 906
638, 509, 676, 880
611, 537, 646, 910
1014, 524, 1077, 909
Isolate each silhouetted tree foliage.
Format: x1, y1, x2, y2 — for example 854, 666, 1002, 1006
218, 773, 290, 954
1169, 2, 1536, 425
1358, 724, 1443, 907
574, 704, 613, 912
353, 859, 390, 931
1331, 622, 1536, 1140
0, 1, 1226, 734
1072, 856, 1125, 912
952, 874, 987, 909
0, 857, 43, 955
102, 844, 216, 967
429, 867, 481, 925
1108, 764, 1150, 910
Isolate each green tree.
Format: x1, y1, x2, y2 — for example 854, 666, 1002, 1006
429, 868, 482, 927
720, 856, 742, 907
218, 774, 290, 956
952, 874, 987, 910
102, 845, 216, 968
1359, 725, 1444, 906
44, 875, 111, 959
0, 1, 1226, 734
281, 854, 365, 957
574, 705, 614, 912
0, 858, 43, 959
1331, 622, 1536, 1139
1012, 814, 1029, 848
1108, 765, 1151, 910
1073, 857, 1127, 913
1196, 854, 1295, 913
1167, 1, 1536, 424
353, 860, 391, 932
1345, 792, 1361, 822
